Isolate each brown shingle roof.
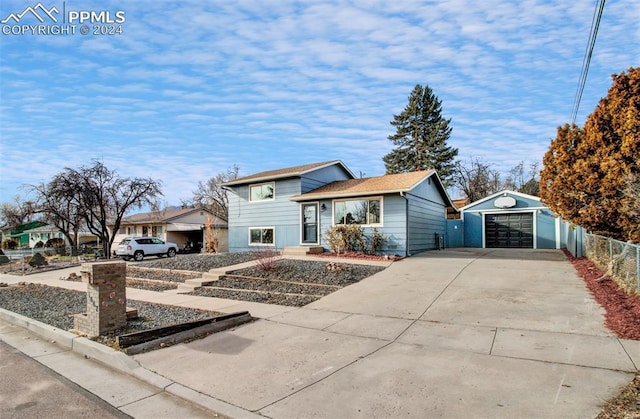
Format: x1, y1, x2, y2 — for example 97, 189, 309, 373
291, 170, 436, 200
222, 160, 352, 186
120, 207, 218, 224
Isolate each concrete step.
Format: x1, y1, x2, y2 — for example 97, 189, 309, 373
177, 276, 219, 293
282, 246, 324, 256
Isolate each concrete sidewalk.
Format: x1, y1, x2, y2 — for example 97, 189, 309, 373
1, 249, 640, 418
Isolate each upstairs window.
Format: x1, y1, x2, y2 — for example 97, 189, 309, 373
250, 183, 274, 201
334, 198, 382, 226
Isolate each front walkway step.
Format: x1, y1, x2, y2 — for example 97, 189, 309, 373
176, 262, 257, 293
282, 246, 324, 256
177, 276, 219, 292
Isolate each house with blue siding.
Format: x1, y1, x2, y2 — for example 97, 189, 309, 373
222, 160, 454, 256
460, 190, 567, 249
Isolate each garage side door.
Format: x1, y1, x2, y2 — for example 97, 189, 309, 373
485, 213, 533, 248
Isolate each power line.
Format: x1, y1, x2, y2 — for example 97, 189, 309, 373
571, 0, 606, 125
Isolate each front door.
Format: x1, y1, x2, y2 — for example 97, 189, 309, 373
301, 203, 319, 244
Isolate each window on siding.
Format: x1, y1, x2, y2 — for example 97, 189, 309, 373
334, 198, 381, 225
127, 226, 136, 235
152, 226, 163, 237
249, 183, 274, 201
249, 227, 274, 245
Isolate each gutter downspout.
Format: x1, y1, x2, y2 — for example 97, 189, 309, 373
400, 191, 409, 256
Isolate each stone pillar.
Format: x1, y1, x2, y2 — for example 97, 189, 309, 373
73, 261, 127, 337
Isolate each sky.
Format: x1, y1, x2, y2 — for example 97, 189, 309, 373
1, 0, 639, 207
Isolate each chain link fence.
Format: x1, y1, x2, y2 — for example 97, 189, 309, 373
0, 247, 100, 275
584, 233, 640, 294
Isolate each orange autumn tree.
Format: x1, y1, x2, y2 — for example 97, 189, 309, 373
541, 67, 640, 242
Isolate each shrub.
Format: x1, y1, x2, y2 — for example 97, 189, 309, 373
368, 228, 387, 254
2, 239, 17, 250
324, 225, 365, 253
252, 247, 281, 271
28, 252, 47, 268
325, 225, 387, 255
46, 237, 65, 248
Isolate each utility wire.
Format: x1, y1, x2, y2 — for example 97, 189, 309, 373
571, 0, 606, 125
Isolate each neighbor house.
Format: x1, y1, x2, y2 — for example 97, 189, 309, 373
110, 207, 228, 253
22, 223, 97, 249
459, 190, 568, 249
222, 160, 455, 256
1, 221, 98, 251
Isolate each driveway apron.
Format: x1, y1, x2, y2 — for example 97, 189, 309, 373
134, 248, 638, 418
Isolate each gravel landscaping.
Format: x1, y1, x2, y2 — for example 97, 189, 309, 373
187, 259, 385, 306
229, 259, 384, 286
134, 252, 259, 272
0, 283, 217, 348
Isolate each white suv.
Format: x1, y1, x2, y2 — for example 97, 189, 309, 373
115, 236, 178, 261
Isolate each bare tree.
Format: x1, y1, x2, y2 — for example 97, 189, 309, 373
505, 161, 540, 196
0, 196, 35, 227
191, 165, 239, 218
452, 158, 502, 202
29, 161, 162, 258
28, 182, 84, 253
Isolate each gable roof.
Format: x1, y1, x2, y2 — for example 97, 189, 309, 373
291, 170, 454, 207
222, 160, 355, 186
459, 190, 543, 212
120, 207, 224, 224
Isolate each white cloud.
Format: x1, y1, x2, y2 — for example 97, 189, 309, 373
0, 0, 638, 205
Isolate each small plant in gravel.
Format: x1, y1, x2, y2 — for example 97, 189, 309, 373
252, 248, 281, 271
28, 253, 47, 268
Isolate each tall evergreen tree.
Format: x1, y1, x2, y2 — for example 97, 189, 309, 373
383, 84, 458, 185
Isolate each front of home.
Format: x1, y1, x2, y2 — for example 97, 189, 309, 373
222, 161, 454, 256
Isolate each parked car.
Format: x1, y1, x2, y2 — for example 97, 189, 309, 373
115, 236, 178, 261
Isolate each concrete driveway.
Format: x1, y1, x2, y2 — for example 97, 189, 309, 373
134, 248, 640, 418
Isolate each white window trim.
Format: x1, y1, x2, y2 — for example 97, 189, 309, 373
249, 182, 275, 202
248, 226, 275, 246
299, 202, 320, 245
332, 196, 383, 227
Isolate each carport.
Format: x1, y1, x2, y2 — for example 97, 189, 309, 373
165, 223, 205, 253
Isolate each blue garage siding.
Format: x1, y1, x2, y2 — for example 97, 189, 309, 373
461, 191, 564, 249
536, 209, 558, 249
226, 178, 302, 252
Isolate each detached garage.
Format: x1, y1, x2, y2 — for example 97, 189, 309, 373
460, 190, 565, 249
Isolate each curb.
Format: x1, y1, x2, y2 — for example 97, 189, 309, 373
0, 307, 264, 419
